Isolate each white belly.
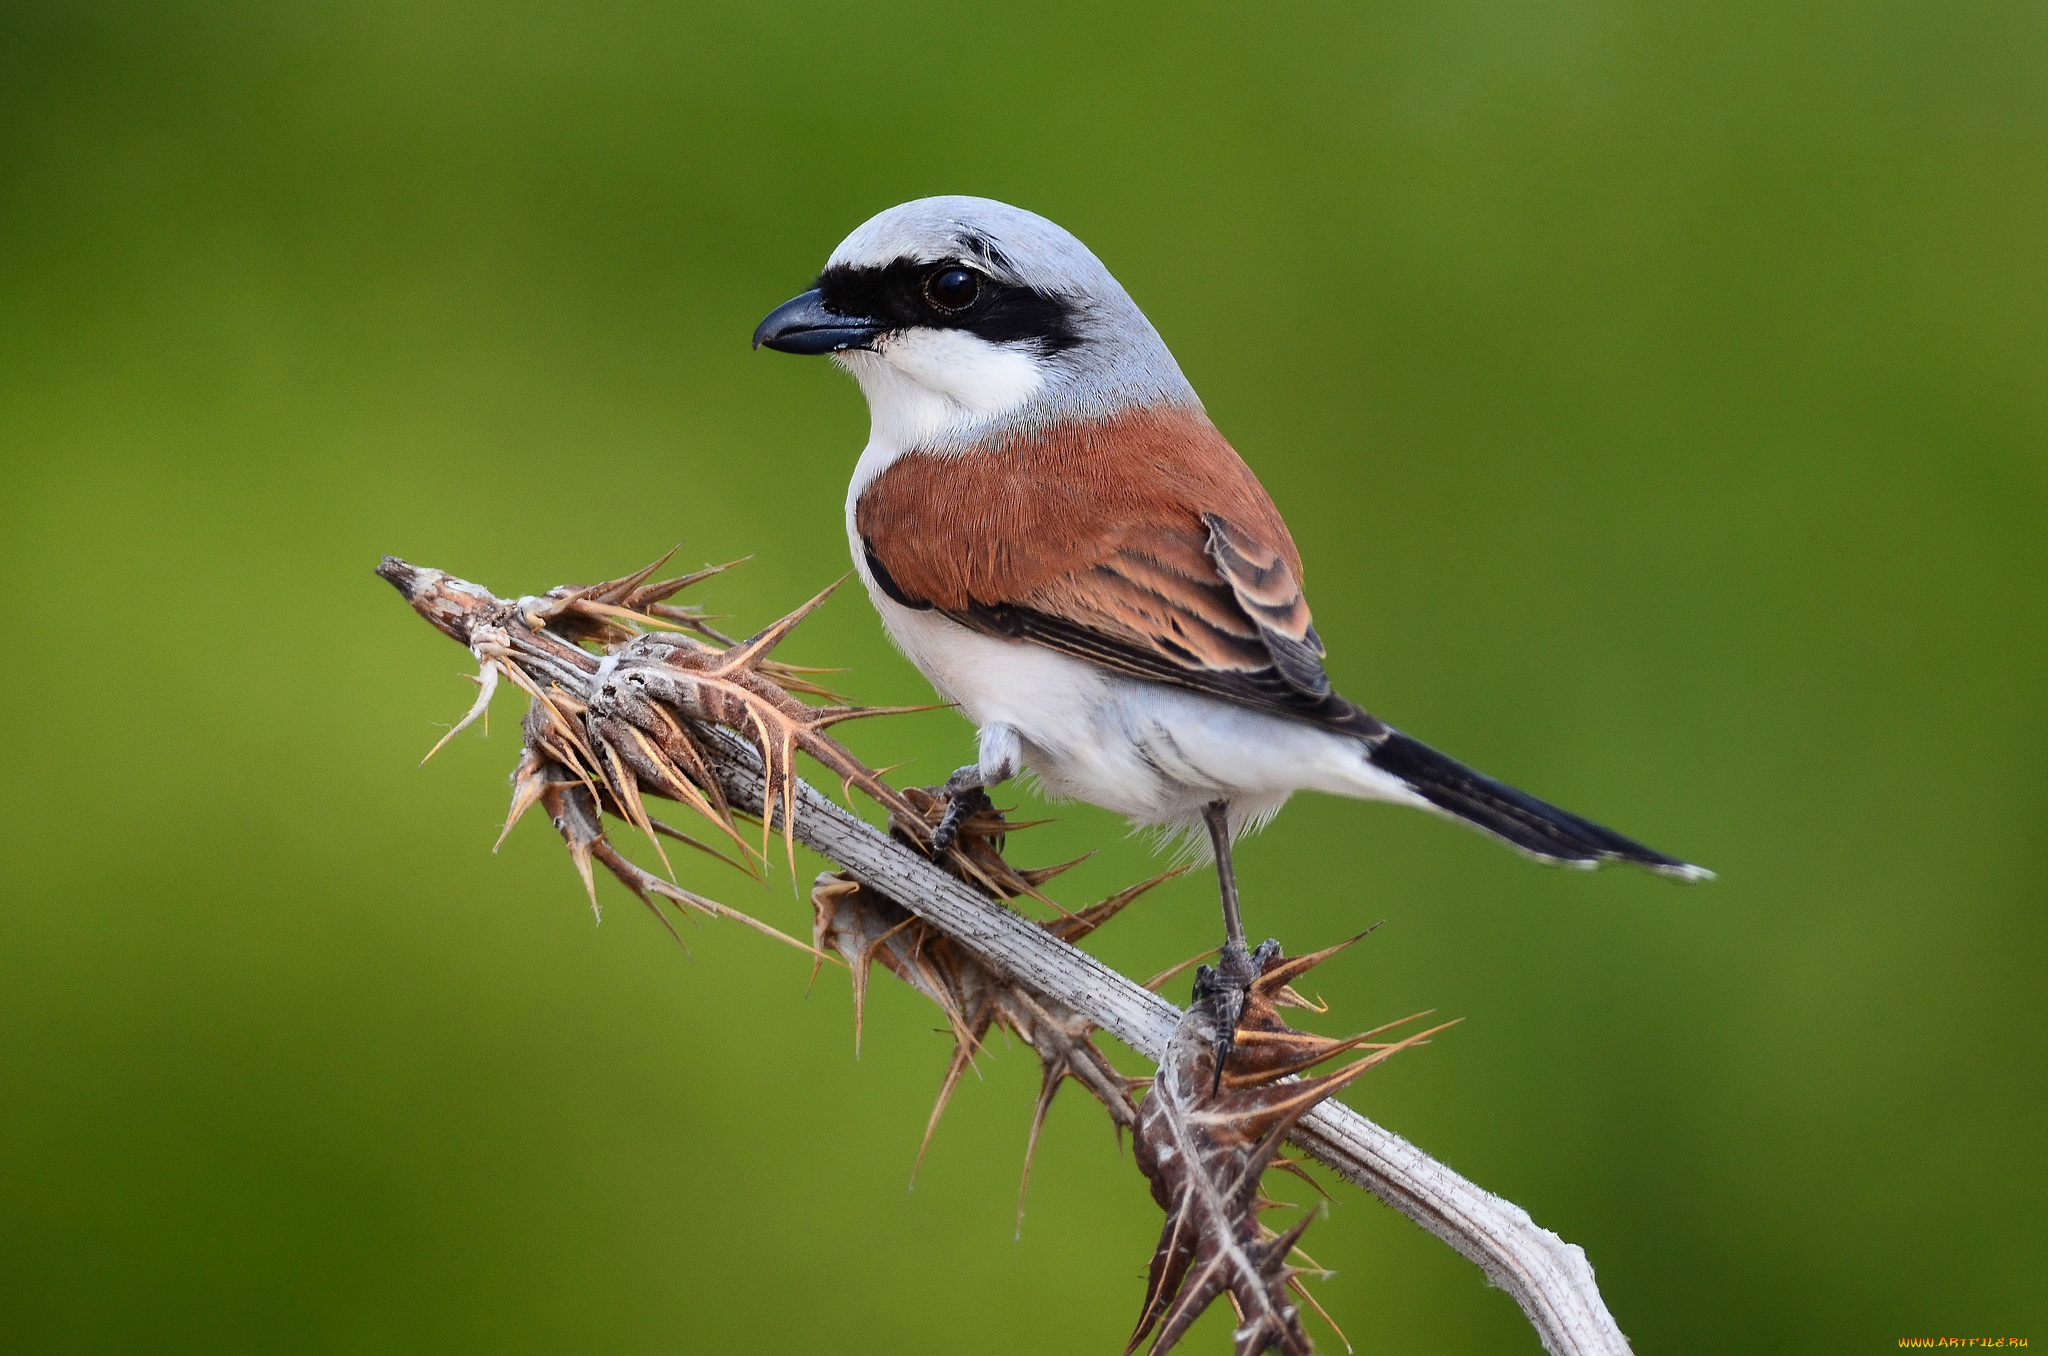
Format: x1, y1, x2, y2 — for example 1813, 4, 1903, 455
855, 568, 1423, 838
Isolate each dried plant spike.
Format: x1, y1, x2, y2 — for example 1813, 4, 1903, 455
660, 879, 827, 960
1125, 941, 1441, 1355
590, 547, 682, 601
557, 812, 604, 922
565, 598, 698, 634
1248, 929, 1378, 998
381, 555, 1640, 1356
597, 735, 677, 881
803, 701, 945, 730
911, 1045, 976, 1189
1015, 1054, 1064, 1237
712, 576, 845, 676
811, 876, 878, 1055
419, 660, 500, 764
1017, 850, 1100, 890
808, 855, 1144, 1214
884, 785, 1086, 906
1047, 868, 1188, 944
647, 605, 741, 645
514, 549, 685, 638
496, 747, 550, 851
585, 813, 830, 960
1285, 1273, 1351, 1354
630, 713, 757, 867
1144, 947, 1220, 994
643, 813, 750, 874
633, 555, 749, 608
1266, 1157, 1337, 1205
587, 836, 693, 953
498, 663, 603, 786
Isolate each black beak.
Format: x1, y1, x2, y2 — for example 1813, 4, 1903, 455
752, 288, 885, 354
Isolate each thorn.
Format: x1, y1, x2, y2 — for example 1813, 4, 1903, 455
1250, 926, 1379, 994
590, 840, 693, 955
495, 751, 548, 852
1018, 850, 1100, 890
805, 702, 946, 729
1144, 946, 1219, 993
603, 547, 682, 600
713, 575, 846, 675
568, 840, 600, 923
1047, 866, 1186, 942
648, 713, 742, 823
1268, 1158, 1337, 1204
1015, 1057, 1066, 1240
1288, 1273, 1352, 1353
639, 555, 749, 605
635, 712, 756, 868
761, 660, 848, 675
599, 736, 676, 882
911, 1045, 974, 1191
643, 814, 749, 874
567, 598, 703, 632
419, 661, 499, 764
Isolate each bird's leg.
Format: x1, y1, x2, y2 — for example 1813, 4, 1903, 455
1204, 800, 1249, 959
930, 725, 1019, 856
1202, 800, 1275, 1090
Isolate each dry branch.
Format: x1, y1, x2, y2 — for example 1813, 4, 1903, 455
378, 555, 1634, 1356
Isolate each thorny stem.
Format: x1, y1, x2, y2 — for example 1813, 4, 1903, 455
380, 557, 1634, 1356
709, 729, 1632, 1356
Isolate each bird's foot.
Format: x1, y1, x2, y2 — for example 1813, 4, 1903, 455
1195, 937, 1281, 1093
929, 780, 995, 857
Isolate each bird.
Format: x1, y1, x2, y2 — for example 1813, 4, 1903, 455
753, 196, 1708, 1021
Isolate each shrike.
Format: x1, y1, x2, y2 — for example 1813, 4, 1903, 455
754, 196, 1706, 997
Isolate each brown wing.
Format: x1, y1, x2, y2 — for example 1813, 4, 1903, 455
855, 407, 1385, 737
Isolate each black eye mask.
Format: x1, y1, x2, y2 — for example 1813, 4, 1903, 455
814, 257, 1083, 356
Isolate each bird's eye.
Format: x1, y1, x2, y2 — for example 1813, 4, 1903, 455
923, 267, 980, 312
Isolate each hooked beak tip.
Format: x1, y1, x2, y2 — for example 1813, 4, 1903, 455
753, 287, 885, 355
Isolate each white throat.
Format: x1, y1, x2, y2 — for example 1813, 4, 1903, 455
836, 328, 1048, 495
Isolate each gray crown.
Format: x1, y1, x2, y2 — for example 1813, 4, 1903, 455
829, 196, 1204, 426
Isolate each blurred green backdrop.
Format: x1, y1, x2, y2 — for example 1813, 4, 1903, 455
2, 2, 2042, 1351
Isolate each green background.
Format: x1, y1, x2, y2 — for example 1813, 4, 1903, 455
2, 2, 2041, 1351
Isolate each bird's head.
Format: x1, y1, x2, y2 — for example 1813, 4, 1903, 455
753, 196, 1199, 449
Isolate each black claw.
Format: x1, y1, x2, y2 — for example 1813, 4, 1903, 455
930, 784, 994, 856
1209, 1001, 1243, 1095
1199, 942, 1259, 1095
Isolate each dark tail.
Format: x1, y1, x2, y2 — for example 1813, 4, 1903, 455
1367, 729, 1711, 881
